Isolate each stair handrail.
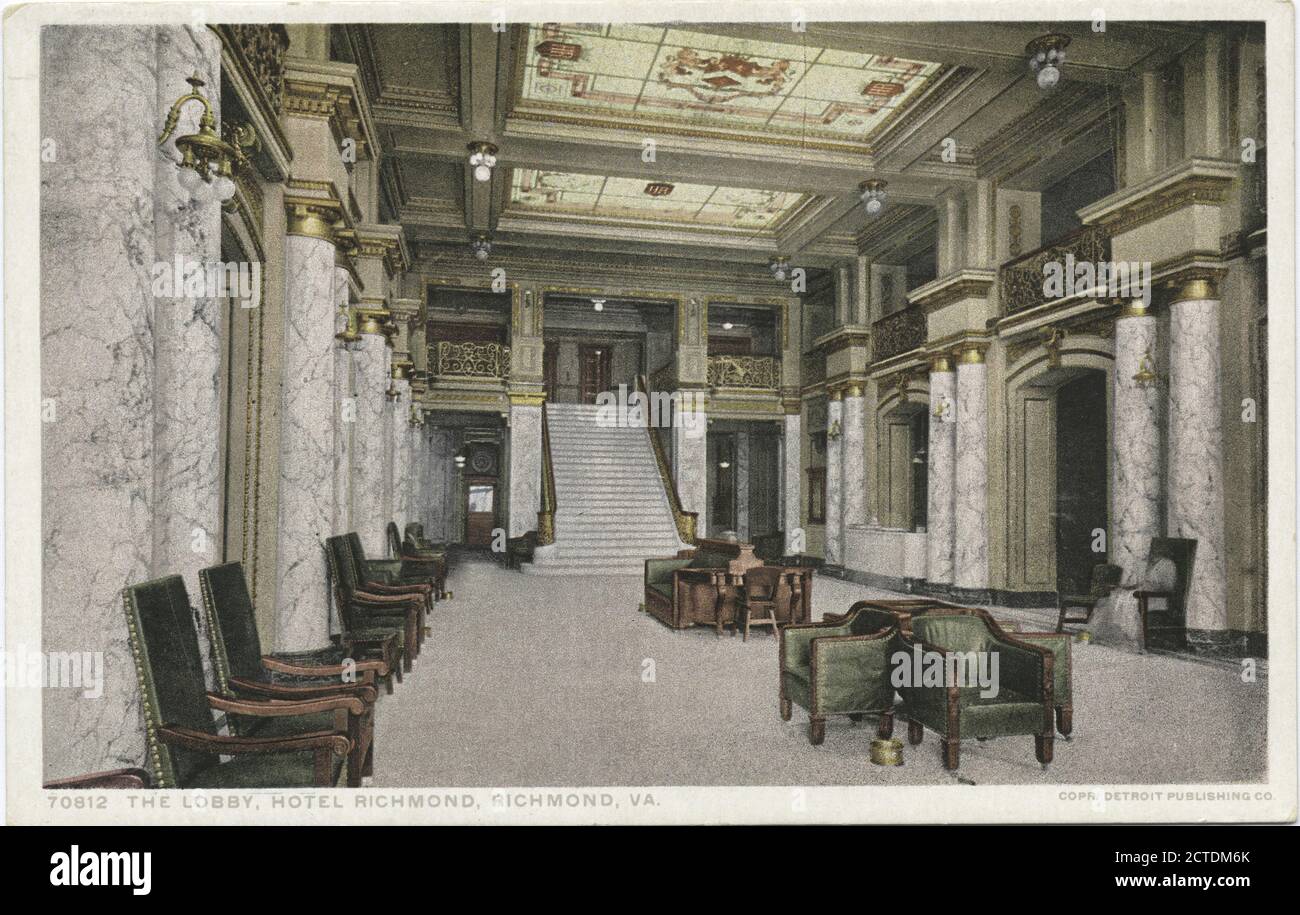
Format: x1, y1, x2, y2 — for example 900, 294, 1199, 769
537, 402, 557, 545
635, 374, 698, 545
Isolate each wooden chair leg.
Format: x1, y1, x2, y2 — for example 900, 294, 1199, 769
1057, 706, 1073, 738
1035, 735, 1054, 766
779, 698, 792, 721
908, 719, 924, 745
877, 711, 895, 739
809, 717, 826, 746
941, 738, 960, 770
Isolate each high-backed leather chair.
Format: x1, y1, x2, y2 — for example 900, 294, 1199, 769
900, 609, 1059, 770
326, 536, 423, 670
199, 561, 390, 786
123, 576, 354, 788
393, 521, 449, 598
1057, 562, 1123, 632
779, 603, 900, 745
347, 532, 438, 614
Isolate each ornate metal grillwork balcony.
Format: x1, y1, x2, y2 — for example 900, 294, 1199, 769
999, 224, 1110, 315
432, 341, 510, 378
872, 304, 927, 362
707, 354, 780, 390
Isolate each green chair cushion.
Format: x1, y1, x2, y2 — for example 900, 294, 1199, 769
186, 752, 343, 789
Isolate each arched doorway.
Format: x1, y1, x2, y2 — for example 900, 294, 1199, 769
1006, 363, 1111, 596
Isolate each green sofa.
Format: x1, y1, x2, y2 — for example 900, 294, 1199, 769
123, 576, 354, 788
779, 604, 901, 745
899, 609, 1060, 770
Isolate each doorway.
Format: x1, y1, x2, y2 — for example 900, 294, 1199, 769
1055, 372, 1108, 593
464, 477, 497, 547
579, 344, 611, 404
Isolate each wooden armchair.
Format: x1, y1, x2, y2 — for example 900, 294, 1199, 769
199, 561, 390, 786
326, 536, 423, 670
123, 576, 355, 788
389, 521, 448, 598
349, 531, 439, 613
1057, 562, 1123, 632
45, 769, 151, 789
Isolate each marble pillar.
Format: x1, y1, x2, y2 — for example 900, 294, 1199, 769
735, 430, 751, 541
672, 396, 708, 538
427, 429, 455, 542
783, 413, 803, 554
394, 381, 414, 529
332, 270, 353, 541
1111, 306, 1162, 588
508, 403, 543, 538
954, 350, 989, 590
272, 233, 337, 651
927, 361, 957, 585
1167, 284, 1229, 639
824, 394, 843, 565
352, 332, 390, 558
40, 25, 159, 779
151, 26, 224, 588
841, 387, 866, 535
385, 378, 409, 546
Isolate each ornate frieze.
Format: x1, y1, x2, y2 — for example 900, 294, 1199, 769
434, 341, 511, 378
220, 25, 290, 115
707, 354, 780, 390
872, 304, 926, 362
999, 224, 1109, 315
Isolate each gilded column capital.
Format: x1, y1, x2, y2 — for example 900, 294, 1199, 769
1164, 269, 1224, 304
354, 299, 395, 342
928, 353, 954, 374
827, 386, 843, 402
284, 195, 344, 244
957, 343, 987, 365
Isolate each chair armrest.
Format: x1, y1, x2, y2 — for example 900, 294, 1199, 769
781, 618, 853, 672
1133, 589, 1173, 600
158, 725, 350, 757
1010, 632, 1072, 705
645, 557, 691, 585
353, 589, 422, 606
207, 692, 366, 718
262, 655, 389, 679
44, 768, 151, 789
988, 636, 1053, 706
229, 676, 377, 706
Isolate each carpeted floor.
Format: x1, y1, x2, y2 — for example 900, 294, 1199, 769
371, 558, 1268, 787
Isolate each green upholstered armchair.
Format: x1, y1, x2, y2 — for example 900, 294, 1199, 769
779, 603, 901, 745
326, 536, 423, 670
199, 561, 391, 787
348, 531, 440, 611
1011, 629, 1073, 739
123, 576, 354, 788
899, 609, 1058, 770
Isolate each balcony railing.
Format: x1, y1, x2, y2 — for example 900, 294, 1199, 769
432, 341, 510, 379
999, 224, 1110, 315
872, 304, 926, 362
707, 354, 780, 390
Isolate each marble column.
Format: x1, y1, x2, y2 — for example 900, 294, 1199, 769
508, 403, 543, 538
1167, 279, 1229, 640
351, 324, 391, 558
427, 428, 455, 541
783, 413, 803, 554
1097, 301, 1163, 648
734, 430, 751, 540
272, 228, 337, 651
841, 385, 866, 535
954, 348, 989, 591
384, 377, 408, 548
672, 394, 708, 539
40, 25, 159, 779
927, 357, 957, 585
824, 391, 844, 566
151, 27, 224, 589
393, 380, 414, 529
332, 269, 353, 540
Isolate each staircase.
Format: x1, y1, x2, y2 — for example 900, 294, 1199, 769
526, 402, 685, 576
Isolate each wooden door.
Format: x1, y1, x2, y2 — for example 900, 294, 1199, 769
543, 343, 558, 398
579, 345, 611, 404
464, 477, 496, 547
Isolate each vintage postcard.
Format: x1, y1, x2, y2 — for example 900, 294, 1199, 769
3, 0, 1295, 826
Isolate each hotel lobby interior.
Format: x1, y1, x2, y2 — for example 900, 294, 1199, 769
39, 20, 1269, 790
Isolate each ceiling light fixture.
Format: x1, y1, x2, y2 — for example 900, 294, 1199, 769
722, 322, 734, 330
1027, 34, 1070, 90
769, 256, 790, 281
859, 179, 888, 217
468, 141, 499, 182
592, 298, 605, 312
470, 232, 492, 261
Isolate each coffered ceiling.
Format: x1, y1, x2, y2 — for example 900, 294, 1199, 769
336, 19, 1208, 272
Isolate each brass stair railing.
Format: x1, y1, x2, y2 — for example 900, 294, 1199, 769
636, 374, 697, 545
537, 403, 557, 545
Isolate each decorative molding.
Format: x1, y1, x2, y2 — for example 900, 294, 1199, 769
1078, 157, 1238, 237
907, 269, 996, 313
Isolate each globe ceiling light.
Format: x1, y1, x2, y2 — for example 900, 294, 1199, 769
769, 256, 790, 281
470, 232, 492, 261
859, 179, 887, 217
468, 141, 499, 182
1027, 34, 1070, 90
592, 298, 605, 312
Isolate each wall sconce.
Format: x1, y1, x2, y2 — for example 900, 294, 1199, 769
859, 179, 887, 217
158, 73, 252, 204
769, 256, 790, 280
1132, 349, 1159, 388
827, 419, 842, 440
454, 450, 467, 469
932, 397, 952, 420
471, 232, 493, 261
592, 298, 605, 312
1027, 34, 1070, 90
468, 141, 498, 182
